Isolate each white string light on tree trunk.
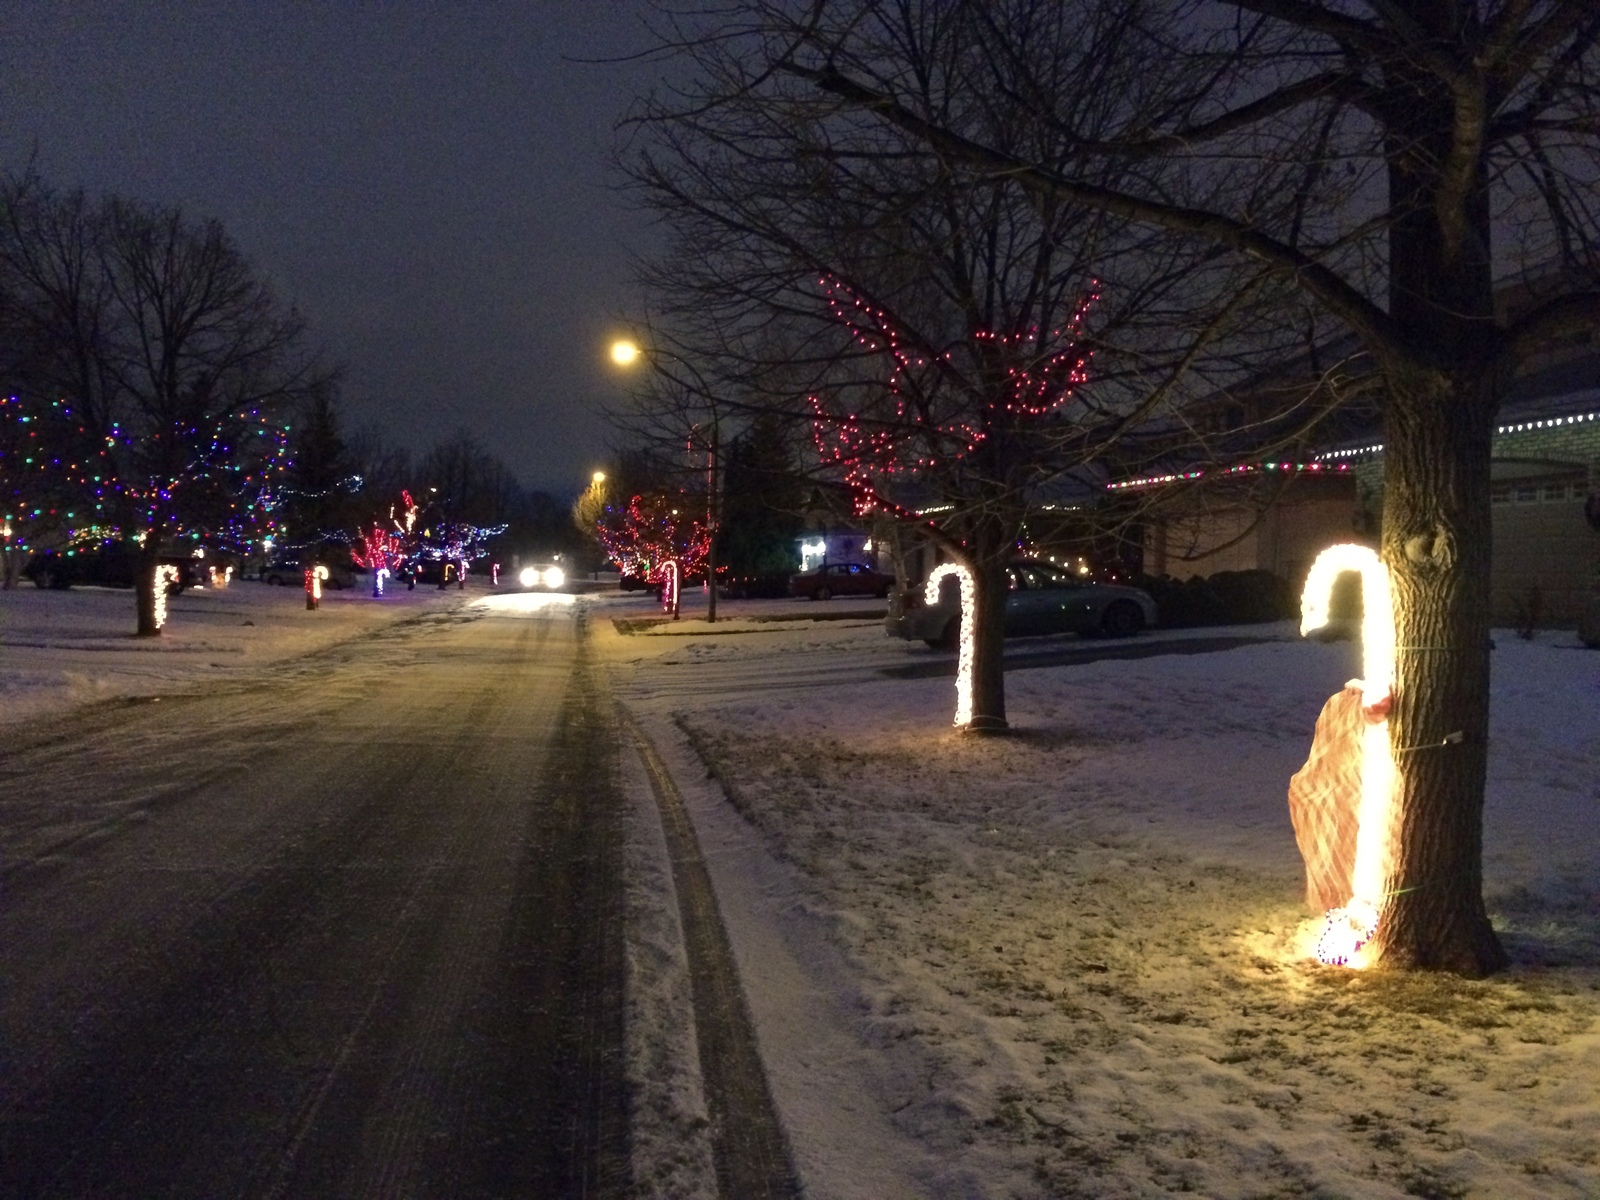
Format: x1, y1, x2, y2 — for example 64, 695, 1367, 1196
924, 562, 975, 727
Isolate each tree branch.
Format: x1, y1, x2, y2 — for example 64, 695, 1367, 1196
1034, 71, 1377, 158
785, 60, 1408, 359
1501, 291, 1600, 367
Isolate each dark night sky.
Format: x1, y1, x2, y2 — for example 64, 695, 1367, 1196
1, 2, 664, 495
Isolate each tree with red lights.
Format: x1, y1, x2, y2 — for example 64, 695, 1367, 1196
594, 491, 711, 614
807, 275, 1102, 730
349, 521, 406, 595
624, 12, 1276, 733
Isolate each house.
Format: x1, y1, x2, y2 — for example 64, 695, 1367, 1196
1128, 359, 1600, 625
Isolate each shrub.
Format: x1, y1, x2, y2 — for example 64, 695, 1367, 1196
1135, 569, 1295, 628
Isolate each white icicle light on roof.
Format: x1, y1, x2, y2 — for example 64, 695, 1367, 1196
1316, 409, 1600, 461
925, 562, 976, 727
1300, 543, 1397, 968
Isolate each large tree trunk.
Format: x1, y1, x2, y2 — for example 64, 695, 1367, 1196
1362, 60, 1509, 974
1374, 368, 1507, 974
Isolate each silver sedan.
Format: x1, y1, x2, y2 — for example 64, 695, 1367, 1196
886, 561, 1159, 648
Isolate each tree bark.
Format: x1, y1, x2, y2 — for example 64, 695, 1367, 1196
1364, 72, 1508, 974
1375, 367, 1507, 974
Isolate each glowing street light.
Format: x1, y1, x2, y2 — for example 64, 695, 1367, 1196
605, 335, 724, 622
592, 471, 606, 484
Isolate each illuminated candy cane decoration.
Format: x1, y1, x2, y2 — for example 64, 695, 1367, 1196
925, 562, 976, 727
1299, 543, 1397, 967
305, 564, 329, 610
152, 564, 180, 630
374, 567, 390, 597
661, 559, 680, 618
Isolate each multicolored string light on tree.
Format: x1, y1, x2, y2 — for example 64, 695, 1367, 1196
594, 492, 712, 609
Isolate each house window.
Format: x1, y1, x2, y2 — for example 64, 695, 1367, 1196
1514, 484, 1539, 503
1491, 484, 1512, 505
1542, 482, 1572, 502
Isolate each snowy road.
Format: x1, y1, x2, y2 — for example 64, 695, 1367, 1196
0, 598, 631, 1197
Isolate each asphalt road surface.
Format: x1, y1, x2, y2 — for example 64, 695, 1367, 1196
0, 600, 630, 1198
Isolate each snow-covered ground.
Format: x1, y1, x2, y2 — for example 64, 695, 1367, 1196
610, 607, 1600, 1198
0, 578, 493, 732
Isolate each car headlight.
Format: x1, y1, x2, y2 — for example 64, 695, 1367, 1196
544, 566, 565, 589
519, 566, 539, 588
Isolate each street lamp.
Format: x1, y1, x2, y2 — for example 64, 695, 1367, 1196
607, 337, 723, 623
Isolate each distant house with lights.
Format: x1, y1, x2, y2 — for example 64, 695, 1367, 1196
794, 529, 892, 574
1125, 347, 1600, 626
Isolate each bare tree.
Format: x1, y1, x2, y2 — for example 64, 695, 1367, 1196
626, 1, 1299, 727
713, 0, 1600, 974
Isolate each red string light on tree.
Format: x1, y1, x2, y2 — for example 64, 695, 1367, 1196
351, 522, 407, 598
808, 275, 1098, 519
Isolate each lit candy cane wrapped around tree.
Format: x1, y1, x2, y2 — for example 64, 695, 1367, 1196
152, 564, 180, 631
1290, 544, 1397, 967
924, 562, 976, 727
304, 564, 329, 610
660, 559, 681, 619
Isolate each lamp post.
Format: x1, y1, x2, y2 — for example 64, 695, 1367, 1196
608, 337, 723, 623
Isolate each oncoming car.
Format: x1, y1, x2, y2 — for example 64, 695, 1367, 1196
518, 562, 567, 591
887, 560, 1158, 648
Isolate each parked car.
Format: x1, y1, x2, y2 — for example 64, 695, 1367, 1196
24, 545, 202, 591
886, 560, 1158, 647
260, 552, 354, 590
788, 561, 892, 601
720, 570, 792, 599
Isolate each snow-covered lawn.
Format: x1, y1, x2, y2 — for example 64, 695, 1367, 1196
632, 617, 1600, 1198
0, 579, 476, 731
